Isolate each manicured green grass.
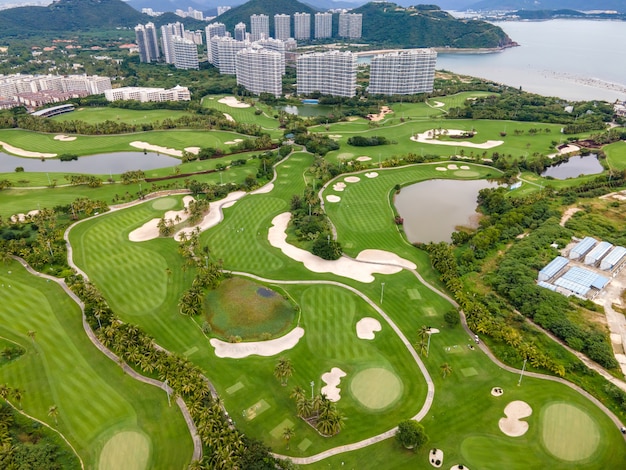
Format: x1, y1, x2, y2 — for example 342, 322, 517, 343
98, 430, 151, 470
541, 402, 600, 461
204, 277, 296, 340
0, 260, 192, 469
201, 95, 280, 131
52, 107, 189, 125
605, 141, 626, 171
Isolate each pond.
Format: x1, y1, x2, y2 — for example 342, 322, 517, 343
541, 155, 604, 180
0, 151, 181, 175
277, 104, 336, 117
394, 179, 500, 243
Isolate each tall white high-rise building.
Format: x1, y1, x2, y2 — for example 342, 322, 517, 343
234, 22, 247, 41
173, 37, 199, 70
250, 14, 269, 41
256, 38, 286, 75
216, 37, 248, 74
206, 22, 226, 41
274, 14, 291, 40
315, 12, 332, 39
369, 49, 437, 95
297, 51, 356, 97
293, 12, 311, 41
339, 13, 362, 39
236, 48, 282, 97
217, 6, 231, 16
135, 23, 160, 63
161, 22, 185, 64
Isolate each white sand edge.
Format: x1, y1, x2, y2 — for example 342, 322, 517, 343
428, 448, 444, 468
54, 134, 77, 142
210, 327, 305, 359
355, 249, 417, 270
321, 367, 346, 402
411, 129, 503, 149
129, 196, 195, 242
218, 96, 250, 108
10, 209, 40, 223
0, 140, 56, 158
129, 141, 182, 157
499, 400, 532, 437
175, 191, 247, 241
223, 113, 235, 122
268, 213, 409, 283
356, 317, 382, 340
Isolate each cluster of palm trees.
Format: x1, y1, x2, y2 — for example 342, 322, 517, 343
290, 386, 345, 437
0, 385, 23, 410
273, 358, 294, 386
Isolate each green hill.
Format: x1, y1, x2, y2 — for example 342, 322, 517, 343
0, 0, 145, 35
355, 3, 514, 49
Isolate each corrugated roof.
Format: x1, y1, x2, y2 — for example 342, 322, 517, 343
537, 281, 557, 291
601, 246, 626, 269
539, 256, 569, 279
585, 241, 613, 263
558, 266, 609, 290
570, 236, 597, 257
554, 277, 590, 296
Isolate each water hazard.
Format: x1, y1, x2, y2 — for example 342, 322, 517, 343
541, 155, 604, 180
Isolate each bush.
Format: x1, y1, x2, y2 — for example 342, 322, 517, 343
396, 420, 428, 451
444, 310, 460, 328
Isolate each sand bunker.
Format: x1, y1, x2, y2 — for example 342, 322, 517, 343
210, 327, 305, 359
53, 134, 76, 142
429, 448, 444, 468
10, 209, 40, 223
344, 176, 360, 183
432, 101, 445, 108
326, 195, 341, 203
268, 213, 413, 283
321, 367, 346, 402
129, 141, 182, 157
225, 138, 244, 145
184, 147, 200, 155
218, 96, 250, 108
356, 156, 371, 162
367, 106, 393, 122
333, 182, 346, 192
0, 140, 56, 158
450, 466, 470, 470
447, 164, 459, 170
175, 191, 246, 240
411, 129, 503, 149
356, 317, 382, 340
491, 387, 504, 397
365, 172, 378, 178
223, 113, 235, 122
129, 196, 195, 242
329, 134, 342, 139
435, 167, 447, 171
499, 400, 532, 437
460, 165, 470, 170
250, 182, 274, 195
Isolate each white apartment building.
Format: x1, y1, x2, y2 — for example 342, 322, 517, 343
206, 22, 226, 41
217, 6, 231, 16
338, 13, 362, 39
184, 30, 204, 45
173, 37, 199, 70
315, 12, 332, 39
297, 51, 356, 97
236, 48, 282, 98
161, 22, 185, 64
135, 22, 160, 63
293, 12, 311, 40
250, 14, 269, 41
234, 22, 247, 41
215, 37, 248, 74
104, 85, 191, 102
369, 49, 437, 95
255, 38, 286, 75
274, 14, 291, 40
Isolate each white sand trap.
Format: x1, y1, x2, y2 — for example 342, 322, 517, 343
367, 106, 393, 122
175, 191, 247, 240
333, 182, 346, 192
344, 176, 360, 183
250, 182, 274, 195
428, 328, 440, 334
184, 147, 200, 155
0, 140, 56, 158
447, 164, 459, 170
558, 144, 580, 154
326, 195, 341, 203
129, 196, 195, 242
499, 400, 532, 437
223, 113, 235, 122
321, 367, 346, 402
225, 141, 237, 145
411, 129, 503, 149
218, 96, 250, 108
356, 156, 371, 162
435, 167, 447, 171
10, 209, 40, 223
491, 387, 504, 397
432, 101, 445, 108
429, 448, 444, 468
268, 213, 409, 283
53, 134, 76, 142
234, 139, 243, 143
450, 466, 470, 470
356, 317, 382, 340
210, 327, 305, 359
329, 134, 342, 138
129, 141, 182, 157
355, 249, 417, 270
460, 165, 470, 170
365, 172, 378, 178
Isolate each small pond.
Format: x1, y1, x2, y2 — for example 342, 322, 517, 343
0, 151, 181, 175
541, 155, 604, 180
277, 104, 336, 117
395, 179, 500, 243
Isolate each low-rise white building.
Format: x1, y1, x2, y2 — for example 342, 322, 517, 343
104, 85, 191, 102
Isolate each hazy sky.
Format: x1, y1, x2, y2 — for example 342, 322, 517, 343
0, 0, 52, 8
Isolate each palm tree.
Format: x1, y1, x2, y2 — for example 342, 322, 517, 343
0, 384, 11, 401
12, 388, 23, 409
290, 385, 305, 402
48, 405, 59, 424
282, 426, 295, 449
27, 330, 36, 347
273, 357, 294, 386
440, 363, 453, 379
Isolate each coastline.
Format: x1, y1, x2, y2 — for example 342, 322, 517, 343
353, 44, 519, 57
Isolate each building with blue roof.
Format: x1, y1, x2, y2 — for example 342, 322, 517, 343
600, 246, 626, 272
538, 256, 569, 282
585, 241, 613, 266
552, 266, 609, 299
569, 236, 597, 260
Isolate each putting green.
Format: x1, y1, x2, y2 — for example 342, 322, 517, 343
151, 198, 178, 210
350, 367, 402, 410
541, 403, 600, 461
99, 431, 150, 470
454, 170, 480, 177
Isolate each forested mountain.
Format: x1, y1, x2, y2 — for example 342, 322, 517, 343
354, 3, 514, 48
469, 0, 626, 12
0, 0, 144, 34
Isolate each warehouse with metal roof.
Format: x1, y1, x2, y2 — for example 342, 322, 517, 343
569, 236, 597, 260
600, 246, 626, 272
585, 241, 613, 266
538, 256, 569, 282
553, 267, 609, 298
